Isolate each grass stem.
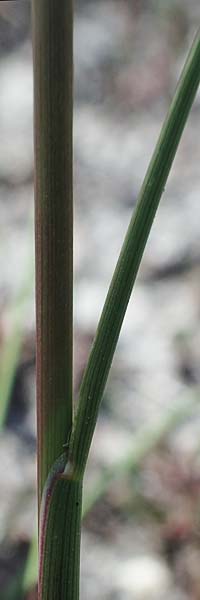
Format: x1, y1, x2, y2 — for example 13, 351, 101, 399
32, 0, 73, 506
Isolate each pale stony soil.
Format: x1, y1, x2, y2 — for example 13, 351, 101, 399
0, 1, 200, 599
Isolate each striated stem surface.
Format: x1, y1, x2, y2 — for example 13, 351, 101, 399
32, 0, 73, 505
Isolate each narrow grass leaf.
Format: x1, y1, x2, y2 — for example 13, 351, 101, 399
70, 29, 200, 478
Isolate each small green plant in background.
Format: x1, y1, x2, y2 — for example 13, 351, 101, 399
0, 242, 34, 429
31, 0, 200, 595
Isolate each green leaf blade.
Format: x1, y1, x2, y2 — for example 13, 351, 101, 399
70, 29, 200, 478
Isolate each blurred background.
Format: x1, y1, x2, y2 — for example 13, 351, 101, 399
0, 0, 200, 598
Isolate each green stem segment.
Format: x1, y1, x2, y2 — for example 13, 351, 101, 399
32, 0, 73, 506
39, 456, 82, 600
32, 2, 78, 597
69, 29, 200, 479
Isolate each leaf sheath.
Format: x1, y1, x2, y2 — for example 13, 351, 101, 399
39, 457, 82, 600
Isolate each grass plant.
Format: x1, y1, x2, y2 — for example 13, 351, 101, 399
1, 1, 199, 599
31, 4, 200, 595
